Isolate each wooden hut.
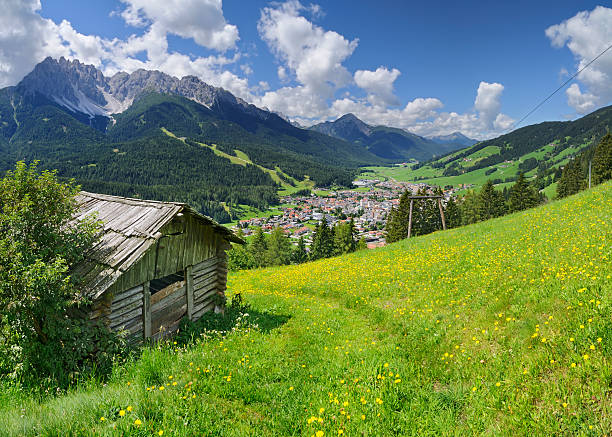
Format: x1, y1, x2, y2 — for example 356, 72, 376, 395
71, 191, 243, 341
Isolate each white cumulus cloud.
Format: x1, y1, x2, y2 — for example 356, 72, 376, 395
354, 67, 401, 106
546, 6, 612, 114
325, 81, 512, 140
253, 1, 511, 139
118, 0, 239, 51
474, 81, 504, 129
0, 0, 253, 102
0, 0, 515, 140
256, 0, 357, 118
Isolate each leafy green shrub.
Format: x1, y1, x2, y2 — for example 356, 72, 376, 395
24, 318, 128, 387
0, 161, 127, 387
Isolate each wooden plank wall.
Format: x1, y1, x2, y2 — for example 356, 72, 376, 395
192, 256, 221, 320
108, 285, 144, 340
105, 214, 218, 296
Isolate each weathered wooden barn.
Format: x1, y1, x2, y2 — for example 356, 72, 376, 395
71, 191, 243, 341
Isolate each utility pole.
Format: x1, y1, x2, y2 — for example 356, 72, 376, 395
588, 160, 592, 189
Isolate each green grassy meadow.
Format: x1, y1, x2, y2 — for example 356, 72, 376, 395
1, 183, 610, 436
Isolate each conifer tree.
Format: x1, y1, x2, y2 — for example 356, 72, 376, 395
420, 187, 443, 235
460, 190, 480, 225
444, 196, 462, 229
333, 220, 356, 255
508, 173, 540, 212
556, 158, 584, 198
291, 236, 308, 264
384, 207, 401, 243
310, 217, 334, 260
592, 132, 612, 184
266, 227, 292, 266
410, 188, 427, 237
477, 180, 506, 220
249, 227, 268, 268
385, 190, 411, 243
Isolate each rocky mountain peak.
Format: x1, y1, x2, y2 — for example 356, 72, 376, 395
13, 57, 270, 121
18, 57, 109, 115
310, 113, 372, 139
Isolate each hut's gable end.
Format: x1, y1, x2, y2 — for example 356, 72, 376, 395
105, 213, 221, 295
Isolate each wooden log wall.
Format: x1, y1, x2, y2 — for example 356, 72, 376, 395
108, 285, 144, 338
215, 243, 229, 312
192, 255, 222, 320
89, 209, 234, 342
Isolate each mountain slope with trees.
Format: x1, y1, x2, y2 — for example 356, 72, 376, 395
366, 104, 612, 197
0, 58, 393, 222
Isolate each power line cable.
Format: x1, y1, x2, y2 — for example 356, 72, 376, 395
507, 42, 612, 132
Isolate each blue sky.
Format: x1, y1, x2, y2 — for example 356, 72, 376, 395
2, 1, 611, 139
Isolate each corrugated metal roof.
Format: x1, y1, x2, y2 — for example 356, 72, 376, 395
72, 191, 242, 299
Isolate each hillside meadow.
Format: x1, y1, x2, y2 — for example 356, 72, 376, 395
1, 182, 611, 436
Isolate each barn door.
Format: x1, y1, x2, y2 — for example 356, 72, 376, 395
146, 272, 187, 340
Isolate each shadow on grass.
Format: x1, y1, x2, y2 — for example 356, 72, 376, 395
174, 294, 291, 346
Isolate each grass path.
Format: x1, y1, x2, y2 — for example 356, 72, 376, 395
1, 183, 610, 435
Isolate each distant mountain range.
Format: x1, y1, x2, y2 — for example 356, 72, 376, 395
310, 113, 472, 161
427, 132, 478, 147
0, 56, 608, 220
0, 57, 480, 221
0, 58, 382, 220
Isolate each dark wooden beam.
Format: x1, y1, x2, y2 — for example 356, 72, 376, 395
407, 198, 414, 238
438, 198, 447, 230
186, 265, 194, 320
143, 280, 151, 339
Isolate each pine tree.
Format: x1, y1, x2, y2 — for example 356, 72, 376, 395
477, 180, 506, 220
421, 187, 443, 235
592, 132, 612, 185
444, 196, 462, 229
310, 217, 334, 260
249, 227, 268, 268
384, 207, 401, 243
333, 220, 356, 255
266, 227, 292, 266
556, 158, 585, 198
291, 236, 308, 264
460, 190, 481, 225
410, 188, 427, 237
385, 190, 411, 243
508, 173, 540, 213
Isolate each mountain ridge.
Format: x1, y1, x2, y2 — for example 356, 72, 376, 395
17, 56, 272, 122
309, 113, 466, 161
427, 131, 478, 147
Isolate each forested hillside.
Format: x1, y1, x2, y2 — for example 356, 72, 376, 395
0, 87, 383, 222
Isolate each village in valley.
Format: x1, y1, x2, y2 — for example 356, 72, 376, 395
232, 178, 463, 248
